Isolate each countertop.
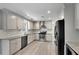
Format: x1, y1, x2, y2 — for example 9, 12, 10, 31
0, 30, 28, 40
0, 30, 39, 40
0, 34, 26, 40
0, 30, 52, 40
66, 41, 79, 55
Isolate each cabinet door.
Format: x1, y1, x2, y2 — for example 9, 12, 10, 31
28, 21, 33, 30
16, 17, 24, 30
28, 35, 32, 44
9, 39, 17, 54
46, 34, 52, 41
75, 4, 79, 30
16, 38, 21, 51
34, 34, 39, 40
7, 14, 17, 29
9, 38, 21, 55
35, 22, 39, 29
28, 35, 31, 44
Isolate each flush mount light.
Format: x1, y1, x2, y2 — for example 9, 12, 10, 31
47, 10, 51, 14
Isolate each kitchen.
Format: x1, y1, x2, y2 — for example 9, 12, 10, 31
0, 3, 70, 55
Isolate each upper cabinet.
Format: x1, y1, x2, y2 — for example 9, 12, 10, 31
75, 4, 79, 30
0, 8, 27, 31
35, 22, 40, 29
7, 14, 17, 29
27, 21, 34, 30
33, 21, 40, 30
16, 17, 24, 30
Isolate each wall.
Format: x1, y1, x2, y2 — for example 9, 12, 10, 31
65, 3, 79, 42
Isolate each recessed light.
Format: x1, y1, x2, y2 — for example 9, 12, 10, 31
48, 10, 51, 14
61, 15, 64, 19
11, 15, 16, 19
48, 17, 51, 20
27, 13, 30, 17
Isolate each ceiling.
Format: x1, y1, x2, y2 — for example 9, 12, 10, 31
0, 3, 64, 21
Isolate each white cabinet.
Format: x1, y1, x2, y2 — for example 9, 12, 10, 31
35, 22, 40, 29
0, 9, 17, 30
9, 39, 17, 54
16, 17, 24, 30
28, 34, 35, 44
9, 38, 21, 54
33, 22, 40, 29
28, 21, 34, 30
0, 8, 26, 30
34, 34, 39, 40
6, 11, 25, 30
1, 38, 21, 55
28, 35, 32, 44
46, 34, 52, 41
75, 4, 79, 30
17, 38, 21, 51
7, 14, 17, 29
2, 9, 18, 30
28, 35, 31, 44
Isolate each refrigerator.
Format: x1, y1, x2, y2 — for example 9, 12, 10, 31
54, 19, 65, 55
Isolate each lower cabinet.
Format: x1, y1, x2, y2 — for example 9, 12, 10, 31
34, 34, 39, 40
46, 34, 52, 41
9, 38, 21, 55
28, 34, 35, 44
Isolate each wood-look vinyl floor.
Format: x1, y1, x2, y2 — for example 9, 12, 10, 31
15, 41, 56, 55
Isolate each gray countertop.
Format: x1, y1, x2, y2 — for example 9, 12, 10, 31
0, 30, 52, 40
66, 41, 79, 55
0, 30, 28, 40
0, 34, 28, 40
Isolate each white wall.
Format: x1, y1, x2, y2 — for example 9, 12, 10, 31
65, 3, 79, 42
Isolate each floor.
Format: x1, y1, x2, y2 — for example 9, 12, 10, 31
15, 40, 56, 55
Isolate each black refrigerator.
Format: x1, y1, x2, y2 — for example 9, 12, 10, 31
54, 19, 65, 55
